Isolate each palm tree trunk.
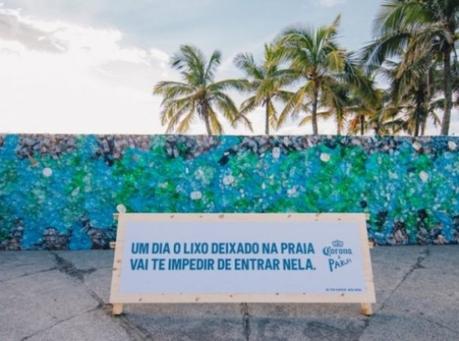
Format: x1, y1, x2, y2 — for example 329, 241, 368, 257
204, 115, 212, 136
311, 81, 319, 135
423, 68, 432, 137
441, 47, 452, 135
265, 98, 270, 135
201, 102, 212, 136
375, 112, 381, 136
359, 115, 365, 136
337, 112, 342, 135
414, 113, 420, 137
414, 94, 421, 137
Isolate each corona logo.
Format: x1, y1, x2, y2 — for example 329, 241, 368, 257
332, 240, 344, 248
322, 240, 352, 257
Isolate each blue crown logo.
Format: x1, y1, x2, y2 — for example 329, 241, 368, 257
332, 240, 344, 247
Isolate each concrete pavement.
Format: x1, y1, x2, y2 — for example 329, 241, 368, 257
0, 246, 458, 341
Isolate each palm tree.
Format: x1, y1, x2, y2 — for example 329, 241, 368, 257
234, 44, 295, 135
387, 54, 439, 136
362, 13, 446, 136
320, 80, 379, 136
302, 82, 351, 135
360, 91, 402, 136
277, 16, 366, 135
345, 73, 440, 137
153, 45, 251, 135
368, 0, 459, 135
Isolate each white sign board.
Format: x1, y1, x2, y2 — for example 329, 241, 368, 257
110, 213, 375, 314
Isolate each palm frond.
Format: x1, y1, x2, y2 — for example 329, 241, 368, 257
213, 92, 239, 125
164, 101, 193, 133
299, 115, 313, 126
153, 81, 194, 99
277, 83, 311, 128
209, 79, 250, 92
234, 113, 254, 132
176, 103, 196, 133
160, 98, 193, 126
204, 50, 222, 81
375, 0, 428, 35
208, 107, 223, 135
234, 53, 264, 79
267, 99, 278, 129
170, 45, 206, 84
360, 32, 411, 70
239, 96, 260, 115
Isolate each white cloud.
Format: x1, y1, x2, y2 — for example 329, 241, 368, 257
0, 7, 173, 134
0, 6, 279, 135
0, 6, 325, 136
0, 7, 65, 52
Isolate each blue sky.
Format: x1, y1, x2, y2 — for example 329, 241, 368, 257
0, 1, 454, 135
4, 0, 379, 53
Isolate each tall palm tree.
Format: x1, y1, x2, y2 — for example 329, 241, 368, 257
303, 82, 351, 135
319, 79, 378, 136
346, 76, 440, 137
360, 91, 402, 136
368, 0, 459, 135
153, 45, 251, 135
234, 44, 295, 135
362, 9, 446, 136
277, 16, 367, 135
386, 53, 439, 136
314, 76, 383, 136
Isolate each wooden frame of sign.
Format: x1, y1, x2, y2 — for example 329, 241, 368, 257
110, 213, 376, 316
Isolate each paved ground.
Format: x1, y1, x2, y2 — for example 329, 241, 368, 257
0, 246, 458, 341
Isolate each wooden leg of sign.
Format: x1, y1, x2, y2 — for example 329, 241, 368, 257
112, 303, 124, 316
360, 303, 373, 316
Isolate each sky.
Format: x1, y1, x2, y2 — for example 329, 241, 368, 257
0, 0, 456, 135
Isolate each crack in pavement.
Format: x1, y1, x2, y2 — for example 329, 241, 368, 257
352, 247, 430, 340
113, 315, 155, 341
51, 251, 105, 306
5, 246, 455, 341
240, 303, 251, 341
356, 318, 371, 340
49, 251, 154, 341
376, 247, 430, 314
51, 252, 96, 282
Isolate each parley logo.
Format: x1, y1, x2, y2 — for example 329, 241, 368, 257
323, 240, 353, 272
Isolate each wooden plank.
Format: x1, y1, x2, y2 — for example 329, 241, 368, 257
112, 303, 123, 316
109, 214, 127, 312
358, 213, 377, 305
360, 303, 373, 316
